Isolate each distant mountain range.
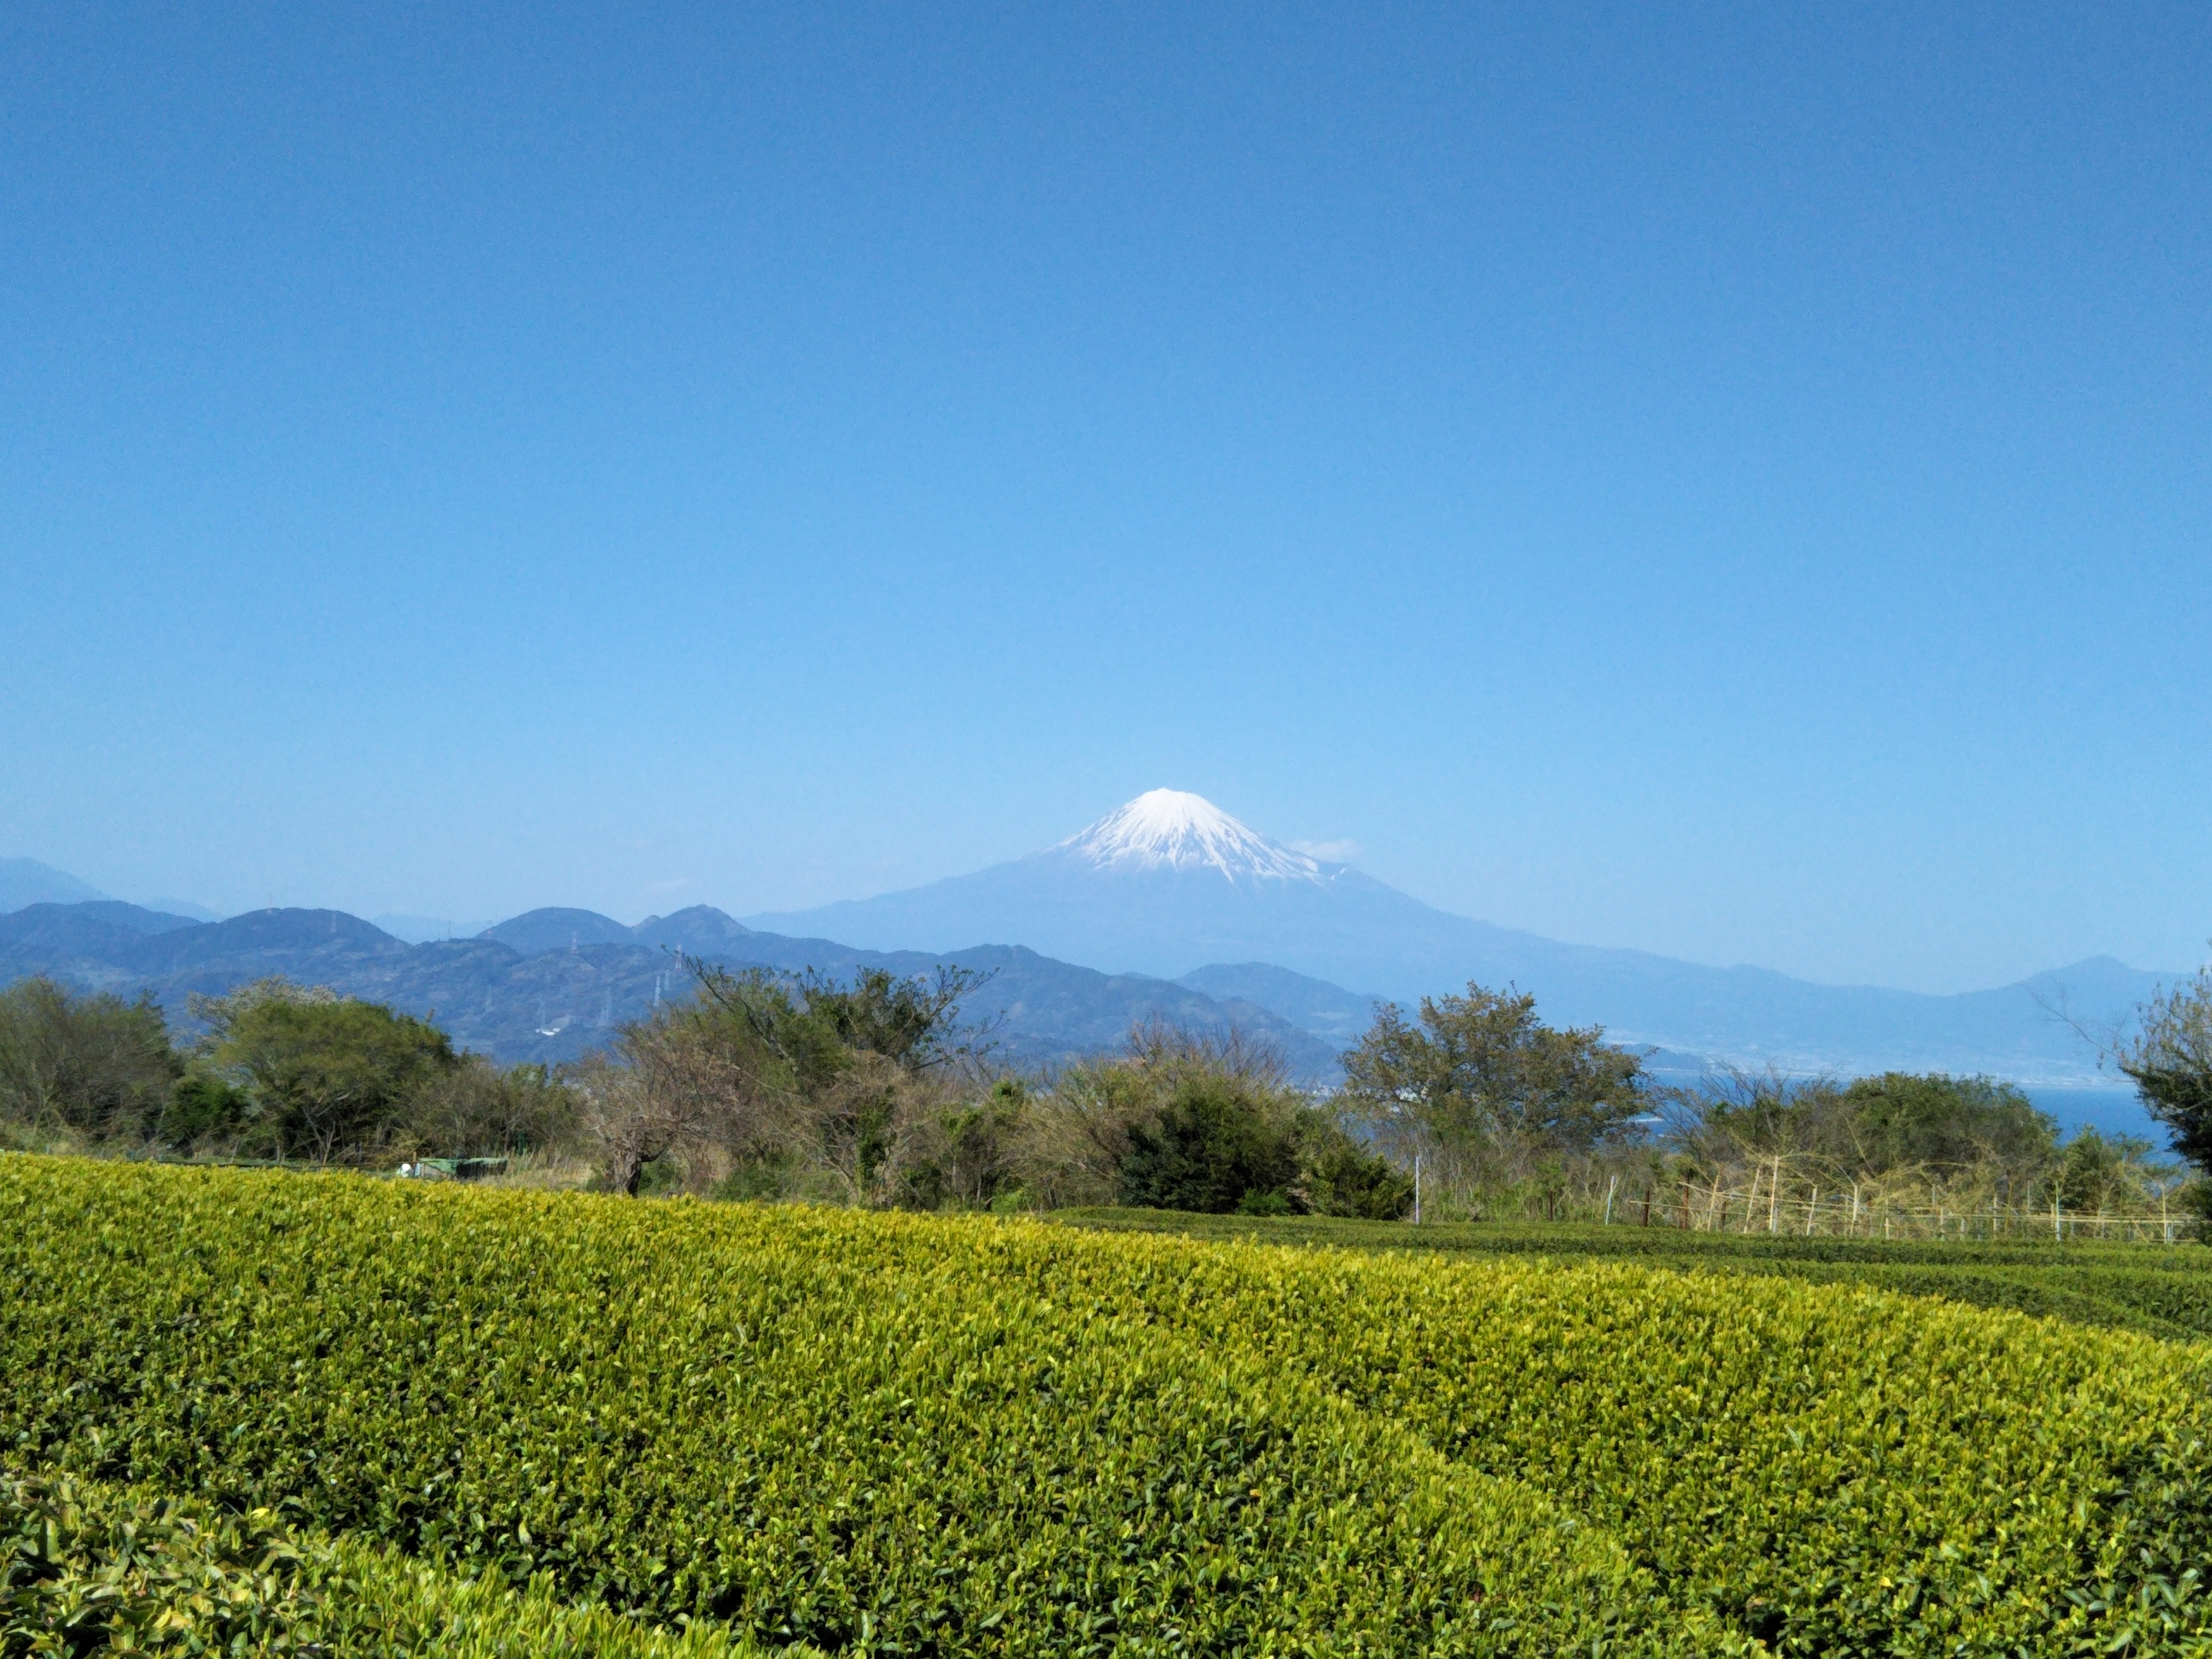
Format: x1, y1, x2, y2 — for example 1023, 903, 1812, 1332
2, 791, 2178, 1085
0, 858, 107, 912
0, 858, 219, 922
0, 900, 1343, 1076
751, 790, 2171, 1084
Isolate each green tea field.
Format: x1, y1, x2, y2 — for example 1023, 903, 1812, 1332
6, 1157, 2212, 1655
1054, 1208, 2212, 1342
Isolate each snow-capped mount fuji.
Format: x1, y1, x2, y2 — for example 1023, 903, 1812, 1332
749, 789, 1388, 989
745, 790, 2174, 1082
1056, 790, 1327, 884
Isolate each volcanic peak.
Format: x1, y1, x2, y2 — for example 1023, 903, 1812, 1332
1052, 790, 1326, 884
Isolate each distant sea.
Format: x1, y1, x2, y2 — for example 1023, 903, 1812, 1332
2022, 1085, 2161, 1145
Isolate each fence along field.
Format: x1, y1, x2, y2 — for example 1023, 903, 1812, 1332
1649, 1163, 2190, 1243
6, 1157, 2212, 1656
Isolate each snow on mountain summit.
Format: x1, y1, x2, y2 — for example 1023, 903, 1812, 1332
1053, 790, 1327, 883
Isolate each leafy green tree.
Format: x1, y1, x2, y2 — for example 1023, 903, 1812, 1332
1013, 1023, 1404, 1218
0, 977, 181, 1141
1663, 1065, 1837, 1161
1836, 1073, 2056, 1184
2122, 965, 2212, 1173
1008, 1024, 1370, 1216
1666, 1067, 2066, 1218
909, 1078, 1029, 1209
199, 981, 458, 1163
1341, 984, 1645, 1180
589, 959, 990, 1199
1684, 1069, 2056, 1191
2054, 1127, 2166, 1214
692, 959, 990, 1201
159, 1069, 252, 1150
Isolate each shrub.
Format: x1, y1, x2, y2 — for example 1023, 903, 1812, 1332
1117, 1071, 1300, 1211
158, 1068, 252, 1150
1056, 1226, 2212, 1656
1296, 1121, 1415, 1218
401, 1057, 579, 1160
10, 1157, 2211, 1653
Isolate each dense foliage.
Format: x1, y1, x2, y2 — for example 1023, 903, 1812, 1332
1061, 1206, 2212, 1340
4, 951, 2204, 1240
197, 981, 460, 1162
575, 960, 991, 1200
6, 1158, 2212, 1655
0, 1158, 1728, 1657
0, 1469, 796, 1656
2126, 965, 2212, 1182
1016, 1027, 1411, 1217
0, 975, 572, 1169
0, 979, 180, 1141
1687, 1070, 2057, 1180
1339, 983, 1645, 1187
590, 989, 1412, 1217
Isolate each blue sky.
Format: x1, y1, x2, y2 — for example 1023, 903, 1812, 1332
3, 3, 2207, 993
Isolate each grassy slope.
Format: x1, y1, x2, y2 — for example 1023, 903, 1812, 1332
1050, 1208, 2212, 1340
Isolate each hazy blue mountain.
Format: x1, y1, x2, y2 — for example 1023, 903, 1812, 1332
480, 907, 639, 954
751, 790, 2174, 1083
373, 912, 496, 944
473, 905, 764, 958
0, 902, 206, 978
57, 901, 204, 937
0, 901, 1337, 1077
0, 858, 106, 912
632, 906, 763, 956
1176, 962, 1383, 1048
143, 898, 223, 922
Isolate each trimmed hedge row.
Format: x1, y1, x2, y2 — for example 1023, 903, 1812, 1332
1022, 1241, 2212, 1654
1056, 1208, 2212, 1340
5, 1159, 2211, 1654
0, 1159, 1736, 1657
1, 1469, 795, 1656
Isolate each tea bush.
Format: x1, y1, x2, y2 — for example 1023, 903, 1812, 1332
0, 1468, 800, 1656
1060, 1206, 2212, 1339
4, 1158, 2211, 1655
0, 1158, 1733, 1657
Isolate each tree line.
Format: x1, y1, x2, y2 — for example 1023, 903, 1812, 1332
5, 953, 2212, 1232
0, 976, 574, 1167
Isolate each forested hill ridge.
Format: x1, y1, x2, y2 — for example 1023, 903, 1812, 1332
0, 900, 1342, 1075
